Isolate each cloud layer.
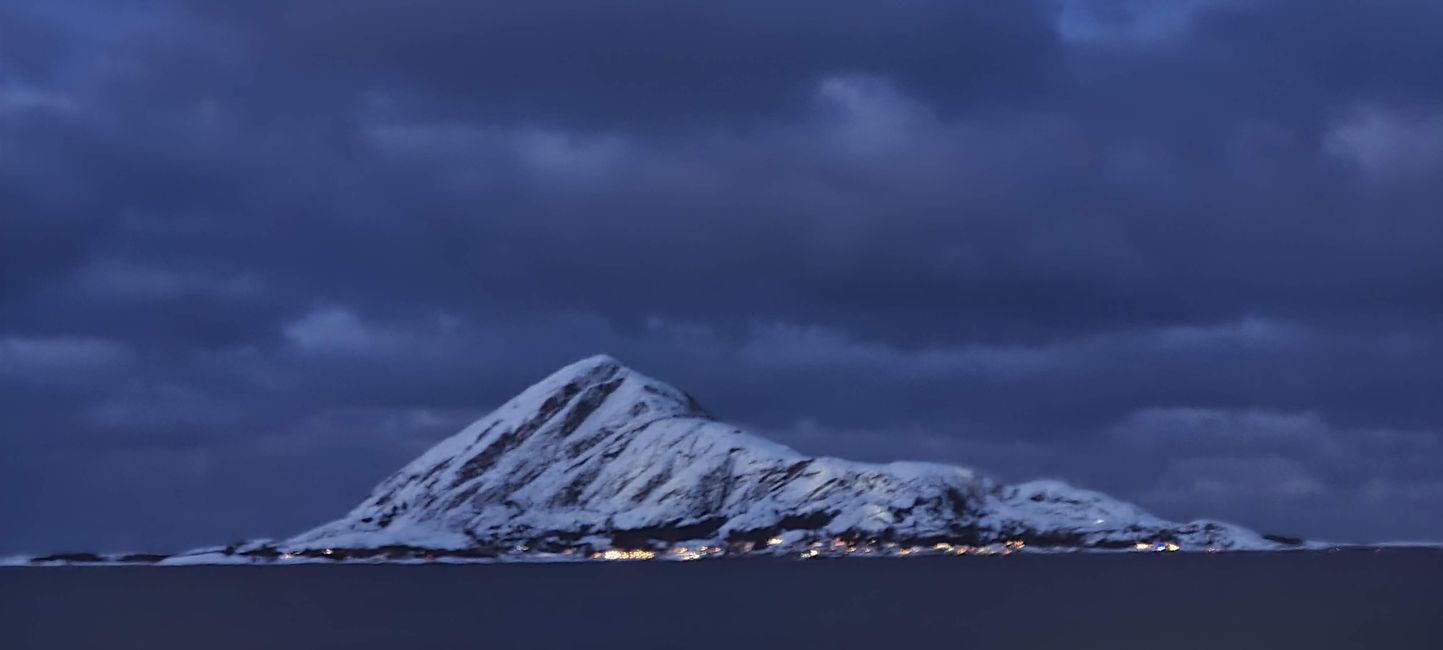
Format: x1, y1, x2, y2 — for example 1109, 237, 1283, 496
2, 0, 1442, 552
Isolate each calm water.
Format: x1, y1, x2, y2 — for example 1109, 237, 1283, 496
3, 552, 1440, 649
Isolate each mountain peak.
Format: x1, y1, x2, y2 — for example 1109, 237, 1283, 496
281, 357, 1290, 558
516, 353, 628, 403
551, 353, 625, 378
516, 354, 707, 422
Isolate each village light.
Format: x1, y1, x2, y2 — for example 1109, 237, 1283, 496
596, 549, 656, 561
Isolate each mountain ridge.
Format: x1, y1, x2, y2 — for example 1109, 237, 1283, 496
255, 354, 1287, 561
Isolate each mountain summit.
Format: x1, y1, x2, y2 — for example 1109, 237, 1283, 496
267, 355, 1289, 560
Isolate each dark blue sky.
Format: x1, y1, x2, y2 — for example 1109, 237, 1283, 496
3, 0, 1442, 554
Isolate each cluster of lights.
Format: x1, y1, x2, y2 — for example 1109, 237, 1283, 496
257, 535, 1227, 563
593, 549, 657, 561
936, 543, 970, 556
489, 536, 1218, 562
668, 545, 723, 561
1134, 542, 1182, 552
788, 539, 1026, 558
277, 548, 333, 560
926, 542, 1004, 555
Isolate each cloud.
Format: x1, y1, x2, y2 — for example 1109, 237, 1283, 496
0, 336, 131, 379
1110, 407, 1339, 454
1056, 0, 1239, 45
1099, 406, 1443, 537
2, 0, 1443, 551
283, 306, 400, 357
1150, 456, 1327, 503
1325, 107, 1443, 181
0, 5, 64, 81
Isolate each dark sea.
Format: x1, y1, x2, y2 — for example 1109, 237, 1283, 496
3, 551, 1440, 649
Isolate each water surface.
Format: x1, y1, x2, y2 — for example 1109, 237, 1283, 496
3, 551, 1440, 649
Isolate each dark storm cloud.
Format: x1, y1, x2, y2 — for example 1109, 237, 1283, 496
182, 0, 1060, 128
2, 0, 1442, 552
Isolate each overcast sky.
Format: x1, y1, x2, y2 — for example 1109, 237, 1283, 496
3, 0, 1442, 554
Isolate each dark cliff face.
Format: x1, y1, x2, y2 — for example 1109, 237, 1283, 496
275, 355, 1282, 558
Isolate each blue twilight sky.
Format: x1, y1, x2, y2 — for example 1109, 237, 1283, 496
2, 0, 1442, 553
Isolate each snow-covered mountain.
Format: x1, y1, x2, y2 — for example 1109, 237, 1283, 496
258, 355, 1290, 561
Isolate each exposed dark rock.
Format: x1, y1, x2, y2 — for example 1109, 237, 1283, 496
1263, 534, 1305, 546
30, 552, 106, 564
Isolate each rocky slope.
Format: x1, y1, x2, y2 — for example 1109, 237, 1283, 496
244, 355, 1290, 562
